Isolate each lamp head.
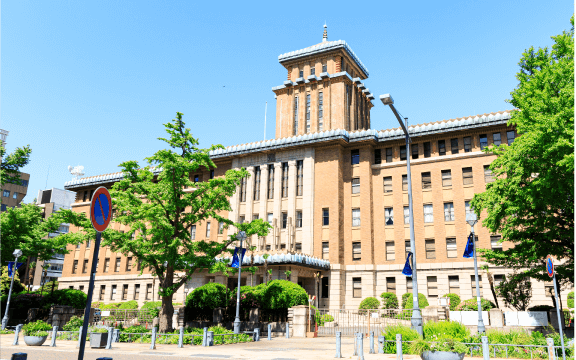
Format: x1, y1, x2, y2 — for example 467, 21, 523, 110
380, 94, 394, 106
466, 213, 478, 226
237, 231, 247, 241
13, 249, 22, 258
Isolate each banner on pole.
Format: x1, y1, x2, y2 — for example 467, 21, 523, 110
7, 262, 24, 277
230, 247, 246, 268
463, 233, 474, 258
402, 252, 413, 276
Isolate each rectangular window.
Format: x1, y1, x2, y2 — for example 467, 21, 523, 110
219, 222, 225, 234
134, 284, 140, 300
383, 176, 393, 193
402, 175, 408, 191
296, 211, 302, 228
281, 162, 289, 198
299, 70, 303, 78
82, 259, 89, 273
352, 209, 361, 227
351, 149, 360, 165
322, 241, 329, 259
282, 212, 287, 229
446, 238, 457, 258
438, 140, 446, 156
104, 258, 110, 273
295, 242, 302, 252
321, 277, 329, 298
411, 144, 419, 159
423, 142, 431, 158
444, 203, 455, 221
190, 225, 196, 240
137, 259, 142, 271
239, 216, 245, 223
296, 160, 303, 196
441, 170, 452, 187
448, 276, 460, 295
374, 149, 381, 164
462, 167, 473, 185
318, 91, 324, 131
423, 204, 434, 223
239, 176, 247, 202
385, 207, 394, 226
268, 164, 274, 199
351, 178, 360, 194
471, 275, 483, 295
252, 214, 259, 221
406, 277, 413, 291
254, 166, 261, 201
72, 260, 78, 274
111, 285, 117, 300
465, 201, 473, 216
11, 192, 18, 199
506, 130, 515, 145
293, 95, 299, 135
322, 64, 327, 73
405, 240, 411, 259
194, 174, 200, 183
122, 284, 128, 300
82, 191, 88, 202
463, 136, 472, 153
484, 165, 494, 183
126, 257, 133, 271
86, 240, 91, 248
494, 275, 505, 288
386, 148, 393, 163
425, 239, 436, 259
493, 132, 501, 146
210, 170, 214, 179
400, 146, 407, 161
427, 276, 438, 298
451, 138, 459, 154
421, 172, 431, 189
353, 277, 362, 298
479, 134, 488, 150
146, 284, 153, 300
322, 208, 329, 226
386, 241, 395, 261
115, 258, 121, 272
2, 190, 9, 197
386, 277, 396, 294
99, 285, 106, 300
310, 67, 315, 75
1, 204, 6, 211
352, 242, 361, 260
490, 235, 502, 252
306, 94, 311, 133
206, 222, 211, 237
404, 206, 410, 224
267, 213, 273, 225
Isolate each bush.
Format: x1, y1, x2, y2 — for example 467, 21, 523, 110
101, 302, 121, 310
381, 324, 421, 353
380, 292, 399, 309
445, 293, 461, 311
118, 300, 139, 309
359, 297, 381, 313
401, 293, 429, 309
63, 315, 84, 331
424, 321, 469, 341
456, 298, 495, 311
22, 320, 52, 336
316, 314, 334, 326
259, 280, 307, 310
527, 305, 555, 312
568, 291, 574, 309
43, 289, 87, 309
185, 283, 228, 309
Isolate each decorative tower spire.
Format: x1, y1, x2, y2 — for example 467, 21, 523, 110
322, 23, 328, 42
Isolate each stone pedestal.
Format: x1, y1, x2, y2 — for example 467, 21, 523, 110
213, 308, 224, 323
249, 308, 259, 323
290, 305, 311, 338
489, 309, 504, 328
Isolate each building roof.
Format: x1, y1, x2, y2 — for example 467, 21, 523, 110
64, 110, 512, 190
278, 40, 369, 78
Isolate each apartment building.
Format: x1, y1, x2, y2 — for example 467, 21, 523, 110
58, 31, 571, 309
0, 129, 30, 212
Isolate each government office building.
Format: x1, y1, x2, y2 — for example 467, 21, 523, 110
59, 31, 571, 310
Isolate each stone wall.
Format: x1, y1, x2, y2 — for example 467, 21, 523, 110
47, 305, 78, 330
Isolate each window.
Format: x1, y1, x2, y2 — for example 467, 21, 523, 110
2, 190, 9, 197
421, 172, 431, 189
423, 204, 434, 223
448, 276, 460, 295
494, 275, 505, 288
86, 239, 91, 248
493, 132, 501, 146
322, 208, 329, 226
267, 213, 273, 225
111, 285, 117, 300
385, 207, 394, 226
444, 203, 455, 221
318, 91, 324, 131
353, 278, 362, 298
210, 170, 214, 179
490, 235, 502, 252
441, 170, 452, 187
465, 201, 473, 216
12, 192, 18, 199
267, 164, 274, 199
115, 258, 121, 272
506, 130, 515, 145
219, 222, 225, 234
404, 206, 410, 224
295, 243, 302, 251
137, 259, 142, 271
406, 277, 413, 291
321, 277, 329, 298
322, 64, 327, 73
82, 259, 89, 273
239, 176, 247, 202
374, 149, 381, 164
386, 241, 395, 261
82, 191, 88, 202
425, 240, 436, 259
438, 140, 446, 156
462, 167, 473, 185
206, 222, 211, 237
252, 214, 259, 221
254, 166, 261, 201
296, 211, 302, 228
305, 94, 311, 133
59, 225, 69, 233
126, 257, 133, 271
99, 285, 106, 300
463, 136, 472, 152
310, 67, 315, 75
471, 275, 483, 295
239, 216, 245, 224
72, 260, 78, 274
89, 189, 94, 201
281, 162, 289, 197
427, 276, 438, 298
450, 138, 459, 154
479, 134, 488, 150
122, 284, 128, 300
352, 242, 361, 260
484, 165, 494, 183
446, 238, 457, 258
21, 180, 28, 187
421, 141, 431, 157
282, 212, 287, 229
146, 284, 153, 300
280, 244, 286, 250
299, 70, 303, 78
351, 149, 360, 165
405, 241, 411, 259
322, 241, 329, 259
400, 145, 407, 161
194, 174, 200, 183
386, 277, 396, 294
402, 175, 408, 191
351, 178, 360, 194
1, 204, 6, 211
190, 225, 196, 240
385, 148, 393, 163
411, 144, 419, 159
352, 209, 361, 227
293, 95, 299, 135
383, 177, 393, 193
134, 284, 140, 300
296, 160, 303, 196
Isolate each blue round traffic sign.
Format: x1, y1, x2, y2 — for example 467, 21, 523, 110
546, 255, 554, 278
90, 187, 112, 232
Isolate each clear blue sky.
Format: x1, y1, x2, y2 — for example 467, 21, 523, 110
2, 1, 573, 203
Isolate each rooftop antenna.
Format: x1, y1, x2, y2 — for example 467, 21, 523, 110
322, 22, 328, 42
68, 165, 85, 180
264, 101, 268, 141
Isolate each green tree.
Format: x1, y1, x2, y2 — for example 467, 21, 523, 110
100, 112, 271, 332
0, 266, 25, 294
0, 144, 32, 187
471, 17, 574, 292
496, 271, 532, 311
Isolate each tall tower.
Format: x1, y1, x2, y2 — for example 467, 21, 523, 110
272, 26, 375, 138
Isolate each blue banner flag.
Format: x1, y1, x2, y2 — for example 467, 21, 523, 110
402, 252, 413, 276
230, 247, 246, 269
463, 233, 474, 258
8, 262, 24, 277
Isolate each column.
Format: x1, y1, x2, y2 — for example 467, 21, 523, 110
273, 162, 282, 250
259, 165, 269, 251
245, 166, 255, 223
287, 160, 297, 252
302, 149, 315, 255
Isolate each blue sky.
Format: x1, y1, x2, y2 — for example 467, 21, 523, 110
2, 1, 573, 203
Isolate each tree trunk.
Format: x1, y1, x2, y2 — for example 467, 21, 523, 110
159, 268, 175, 333
486, 270, 499, 308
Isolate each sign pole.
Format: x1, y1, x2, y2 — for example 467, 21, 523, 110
552, 272, 566, 360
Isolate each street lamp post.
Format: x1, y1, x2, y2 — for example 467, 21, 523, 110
466, 212, 486, 333
233, 231, 247, 334
2, 249, 23, 330
379, 94, 423, 336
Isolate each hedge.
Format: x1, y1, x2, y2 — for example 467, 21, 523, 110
186, 283, 228, 309
380, 292, 399, 309
445, 293, 461, 311
359, 297, 380, 311
258, 280, 307, 309
401, 293, 429, 309
568, 291, 574, 309
455, 298, 495, 311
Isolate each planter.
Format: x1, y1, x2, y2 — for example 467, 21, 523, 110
421, 351, 465, 360
23, 335, 48, 346
90, 332, 109, 348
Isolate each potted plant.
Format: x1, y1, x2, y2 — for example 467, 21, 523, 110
89, 327, 110, 348
410, 338, 468, 360
22, 320, 52, 346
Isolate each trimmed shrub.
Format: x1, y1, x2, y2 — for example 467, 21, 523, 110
424, 321, 469, 341
568, 291, 574, 309
22, 320, 52, 336
258, 280, 307, 310
101, 303, 121, 310
63, 316, 84, 331
186, 283, 227, 309
445, 293, 461, 311
43, 289, 87, 309
381, 324, 420, 353
316, 314, 334, 326
401, 293, 429, 309
456, 298, 495, 311
118, 300, 139, 310
380, 292, 399, 309
359, 297, 381, 312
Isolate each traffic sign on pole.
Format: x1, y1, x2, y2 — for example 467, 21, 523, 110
90, 187, 112, 232
545, 255, 566, 360
546, 255, 554, 278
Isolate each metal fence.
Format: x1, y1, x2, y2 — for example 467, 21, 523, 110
316, 309, 412, 336
94, 309, 155, 326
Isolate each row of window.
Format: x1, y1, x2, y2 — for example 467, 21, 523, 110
80, 283, 157, 301
382, 201, 474, 226
2, 190, 19, 199
294, 63, 329, 79
239, 161, 304, 203
72, 256, 141, 274
293, 93, 325, 135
